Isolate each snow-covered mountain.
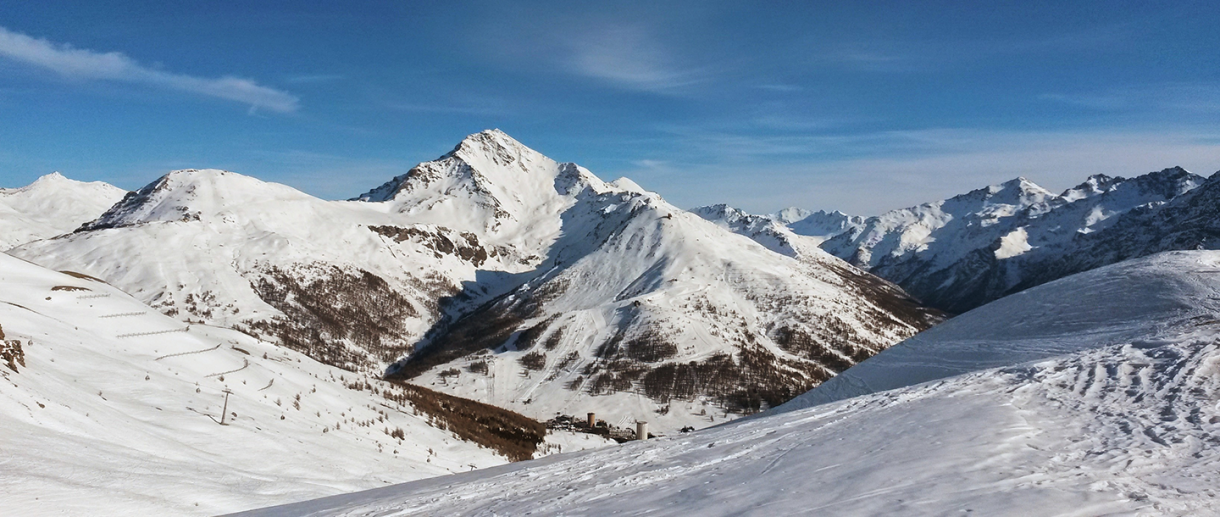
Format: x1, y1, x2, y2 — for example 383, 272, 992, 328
351, 129, 615, 263
689, 203, 826, 258
393, 188, 938, 430
696, 205, 866, 249
1014, 169, 1220, 291
11, 130, 939, 433
0, 172, 127, 251
235, 250, 1220, 516
0, 252, 523, 516
775, 207, 866, 243
704, 167, 1205, 313
813, 167, 1202, 312
13, 168, 510, 373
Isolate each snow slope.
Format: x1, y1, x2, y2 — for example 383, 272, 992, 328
0, 252, 526, 516
0, 172, 126, 251
233, 250, 1220, 516
776, 249, 1220, 410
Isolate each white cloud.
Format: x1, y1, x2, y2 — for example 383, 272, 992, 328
0, 26, 299, 113
567, 26, 705, 92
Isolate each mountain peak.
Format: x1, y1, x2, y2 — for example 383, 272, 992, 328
353, 131, 614, 244
1149, 166, 1197, 182
951, 176, 1053, 207
35, 171, 67, 182
5, 171, 112, 194
80, 169, 309, 231
354, 130, 564, 204
995, 176, 1043, 192
1061, 174, 1124, 201
448, 129, 543, 168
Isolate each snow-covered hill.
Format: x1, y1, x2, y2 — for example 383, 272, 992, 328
12, 168, 510, 372
233, 250, 1220, 516
0, 252, 517, 516
0, 172, 127, 251
11, 131, 939, 433
775, 249, 1220, 410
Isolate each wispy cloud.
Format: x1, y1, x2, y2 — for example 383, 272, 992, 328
0, 26, 299, 113
756, 84, 803, 92
1038, 93, 1129, 110
1040, 83, 1220, 114
617, 127, 1220, 215
566, 26, 706, 92
284, 73, 344, 84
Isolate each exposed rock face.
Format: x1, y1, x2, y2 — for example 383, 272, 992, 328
0, 324, 25, 373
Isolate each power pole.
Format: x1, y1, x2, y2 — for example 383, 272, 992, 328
220, 388, 232, 425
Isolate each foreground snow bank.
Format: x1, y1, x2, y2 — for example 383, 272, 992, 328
775, 249, 1219, 412
233, 251, 1220, 516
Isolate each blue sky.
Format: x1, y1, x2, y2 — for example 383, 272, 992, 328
1, 1, 1218, 214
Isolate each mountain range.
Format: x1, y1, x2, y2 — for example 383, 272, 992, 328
7, 130, 939, 434
7, 129, 1220, 515
700, 166, 1208, 313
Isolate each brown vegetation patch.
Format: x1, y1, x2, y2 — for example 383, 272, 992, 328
60, 271, 104, 282
514, 316, 558, 351
242, 264, 418, 371
564, 375, 585, 391
623, 329, 678, 363
383, 382, 545, 461
387, 294, 538, 381
50, 285, 90, 292
771, 325, 855, 373
633, 344, 830, 414
543, 326, 565, 350
828, 261, 946, 327
519, 351, 546, 371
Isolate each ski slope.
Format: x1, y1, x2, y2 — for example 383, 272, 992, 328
0, 252, 518, 516
236, 250, 1220, 516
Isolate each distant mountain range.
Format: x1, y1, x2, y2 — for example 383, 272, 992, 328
698, 166, 1208, 313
